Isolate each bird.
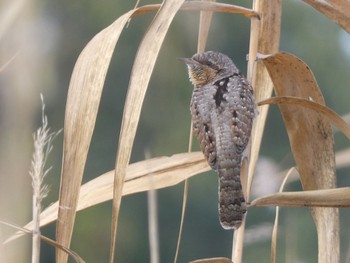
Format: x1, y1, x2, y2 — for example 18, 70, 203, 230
181, 51, 256, 229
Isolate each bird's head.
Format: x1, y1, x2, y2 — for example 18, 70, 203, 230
180, 51, 239, 87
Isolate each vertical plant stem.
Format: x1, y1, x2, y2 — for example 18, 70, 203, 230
30, 95, 61, 263
174, 122, 193, 263
173, 180, 189, 263
148, 189, 160, 263
232, 219, 246, 262
233, 0, 282, 262
197, 0, 215, 53
32, 195, 40, 263
247, 0, 282, 199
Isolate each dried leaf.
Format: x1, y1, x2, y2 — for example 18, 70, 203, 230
250, 187, 350, 208
109, 0, 185, 261
189, 258, 233, 263
303, 0, 350, 34
261, 52, 339, 263
181, 1, 257, 17
6, 152, 208, 243
0, 221, 85, 263
259, 96, 350, 139
55, 8, 146, 263
130, 2, 258, 19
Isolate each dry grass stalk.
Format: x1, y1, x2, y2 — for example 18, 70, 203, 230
174, 1, 213, 261
29, 95, 61, 263
148, 189, 160, 263
271, 167, 296, 263
233, 0, 282, 262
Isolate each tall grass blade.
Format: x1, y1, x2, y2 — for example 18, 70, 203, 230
109, 0, 185, 261
55, 8, 147, 263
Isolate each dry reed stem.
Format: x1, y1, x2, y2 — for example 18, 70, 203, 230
148, 189, 160, 263
233, 0, 282, 262
197, 0, 215, 53
271, 167, 296, 263
246, 0, 282, 201
174, 1, 214, 261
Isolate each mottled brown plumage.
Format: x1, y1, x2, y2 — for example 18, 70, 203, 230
181, 51, 256, 229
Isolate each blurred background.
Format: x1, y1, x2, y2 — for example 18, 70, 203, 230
1, 0, 350, 262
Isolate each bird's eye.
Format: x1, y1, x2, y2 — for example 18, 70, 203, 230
204, 61, 221, 71
203, 61, 213, 67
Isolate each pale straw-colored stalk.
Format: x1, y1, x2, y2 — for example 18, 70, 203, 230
29, 94, 61, 263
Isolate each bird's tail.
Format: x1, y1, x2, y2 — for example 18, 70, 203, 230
218, 165, 246, 230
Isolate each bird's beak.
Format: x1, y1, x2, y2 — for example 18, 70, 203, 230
178, 57, 195, 66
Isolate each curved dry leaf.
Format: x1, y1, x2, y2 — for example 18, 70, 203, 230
181, 1, 258, 17
261, 52, 339, 263
250, 187, 350, 208
259, 96, 350, 139
303, 0, 350, 34
109, 0, 186, 261
55, 8, 150, 263
5, 152, 208, 243
129, 2, 258, 19
0, 221, 86, 263
57, 21, 120, 263
189, 258, 233, 263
